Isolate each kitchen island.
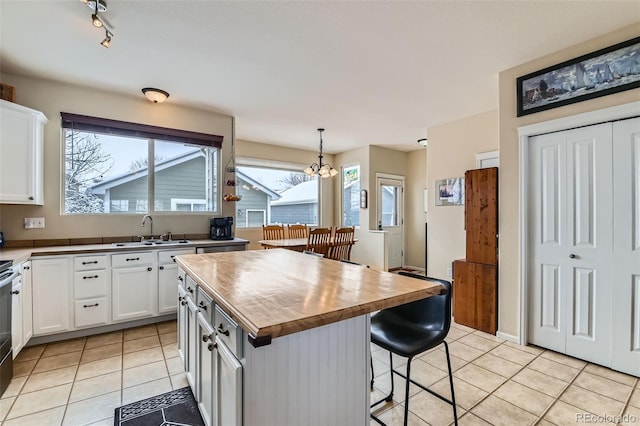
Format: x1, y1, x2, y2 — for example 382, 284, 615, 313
175, 249, 444, 426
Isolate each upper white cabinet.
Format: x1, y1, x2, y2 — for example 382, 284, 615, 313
0, 99, 47, 204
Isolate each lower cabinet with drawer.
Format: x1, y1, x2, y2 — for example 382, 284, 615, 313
73, 255, 109, 328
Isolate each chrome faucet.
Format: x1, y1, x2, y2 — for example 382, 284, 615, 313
141, 215, 153, 240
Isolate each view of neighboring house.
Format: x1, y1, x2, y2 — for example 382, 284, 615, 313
235, 173, 281, 228
270, 179, 318, 225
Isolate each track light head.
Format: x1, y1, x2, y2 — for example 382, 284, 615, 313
100, 32, 111, 48
91, 13, 103, 27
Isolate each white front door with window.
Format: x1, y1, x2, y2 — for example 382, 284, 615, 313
377, 175, 404, 270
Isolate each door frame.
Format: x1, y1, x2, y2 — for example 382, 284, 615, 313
376, 173, 405, 268
516, 100, 640, 345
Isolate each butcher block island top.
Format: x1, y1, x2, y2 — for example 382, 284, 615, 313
175, 249, 444, 342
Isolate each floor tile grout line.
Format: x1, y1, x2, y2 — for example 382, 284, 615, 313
618, 377, 640, 419
59, 337, 87, 425
533, 360, 588, 425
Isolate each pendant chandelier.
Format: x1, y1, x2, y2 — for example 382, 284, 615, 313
304, 128, 338, 178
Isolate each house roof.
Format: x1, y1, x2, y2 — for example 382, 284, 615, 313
271, 180, 318, 206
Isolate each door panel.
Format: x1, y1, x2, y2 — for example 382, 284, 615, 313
612, 117, 640, 375
377, 177, 404, 269
564, 124, 612, 366
529, 132, 567, 352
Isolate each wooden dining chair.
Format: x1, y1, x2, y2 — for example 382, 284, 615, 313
262, 225, 285, 245
305, 227, 332, 257
287, 224, 308, 239
328, 226, 355, 260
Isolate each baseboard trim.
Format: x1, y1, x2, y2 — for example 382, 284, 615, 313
496, 330, 520, 344
403, 265, 425, 272
27, 314, 177, 346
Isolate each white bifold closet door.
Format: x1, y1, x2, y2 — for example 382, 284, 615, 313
529, 117, 640, 376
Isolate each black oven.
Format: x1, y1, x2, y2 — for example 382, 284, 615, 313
0, 260, 18, 397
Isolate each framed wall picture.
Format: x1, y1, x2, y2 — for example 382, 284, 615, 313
435, 177, 465, 206
517, 36, 640, 117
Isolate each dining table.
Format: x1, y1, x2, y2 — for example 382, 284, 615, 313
258, 237, 309, 251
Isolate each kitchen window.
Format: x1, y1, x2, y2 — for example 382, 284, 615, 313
61, 113, 222, 215
235, 159, 318, 228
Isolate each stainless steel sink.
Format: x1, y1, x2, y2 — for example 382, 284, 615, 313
111, 240, 191, 247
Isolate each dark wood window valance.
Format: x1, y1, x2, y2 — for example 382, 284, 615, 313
60, 112, 223, 148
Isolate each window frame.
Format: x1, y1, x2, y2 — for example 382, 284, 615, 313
60, 112, 223, 216
235, 157, 320, 229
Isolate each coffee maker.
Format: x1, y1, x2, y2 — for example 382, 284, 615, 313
209, 217, 234, 240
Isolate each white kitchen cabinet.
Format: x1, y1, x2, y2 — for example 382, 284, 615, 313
73, 255, 109, 328
197, 312, 216, 426
185, 285, 199, 392
158, 249, 193, 315
216, 336, 242, 426
11, 273, 23, 356
20, 261, 33, 347
177, 279, 188, 368
111, 252, 156, 322
0, 100, 47, 204
32, 257, 70, 335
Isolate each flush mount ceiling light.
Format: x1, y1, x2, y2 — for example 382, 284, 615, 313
304, 128, 338, 178
417, 138, 428, 147
142, 88, 170, 103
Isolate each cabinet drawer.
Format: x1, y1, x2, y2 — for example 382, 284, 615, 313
74, 255, 108, 271
196, 287, 214, 323
74, 270, 107, 299
214, 305, 242, 358
74, 297, 108, 328
158, 249, 193, 264
112, 252, 154, 268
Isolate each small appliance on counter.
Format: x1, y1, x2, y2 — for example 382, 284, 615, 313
0, 232, 5, 248
209, 216, 234, 240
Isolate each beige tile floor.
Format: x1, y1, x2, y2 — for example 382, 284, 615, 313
370, 321, 640, 426
0, 321, 186, 425
0, 319, 638, 425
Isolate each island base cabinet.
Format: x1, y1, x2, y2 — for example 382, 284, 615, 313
243, 315, 370, 426
197, 313, 216, 426
177, 282, 188, 368
217, 336, 242, 426
186, 295, 198, 392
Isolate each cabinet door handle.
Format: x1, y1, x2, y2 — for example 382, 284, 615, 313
159, 266, 164, 270
178, 296, 183, 302
82, 261, 98, 265
187, 286, 194, 294
83, 275, 99, 280
147, 267, 153, 271
11, 290, 20, 295
181, 300, 187, 306
202, 333, 214, 342
207, 342, 218, 352
217, 324, 230, 336
177, 276, 184, 281
171, 256, 176, 262
198, 301, 208, 310
28, 196, 34, 200
126, 257, 140, 262
569, 253, 577, 259
23, 266, 30, 270
83, 303, 99, 308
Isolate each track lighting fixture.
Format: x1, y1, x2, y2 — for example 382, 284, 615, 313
82, 0, 113, 47
100, 30, 112, 48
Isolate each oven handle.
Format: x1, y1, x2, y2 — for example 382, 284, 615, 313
0, 268, 20, 288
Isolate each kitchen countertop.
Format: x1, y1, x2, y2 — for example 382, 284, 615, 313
0, 238, 249, 264
175, 249, 444, 342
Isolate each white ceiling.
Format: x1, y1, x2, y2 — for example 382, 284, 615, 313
1, 1, 639, 153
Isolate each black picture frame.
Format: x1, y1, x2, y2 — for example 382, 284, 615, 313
517, 36, 640, 117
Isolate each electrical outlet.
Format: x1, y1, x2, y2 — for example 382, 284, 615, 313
24, 217, 45, 229
446, 267, 453, 277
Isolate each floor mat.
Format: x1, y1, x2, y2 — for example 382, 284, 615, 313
114, 387, 204, 426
